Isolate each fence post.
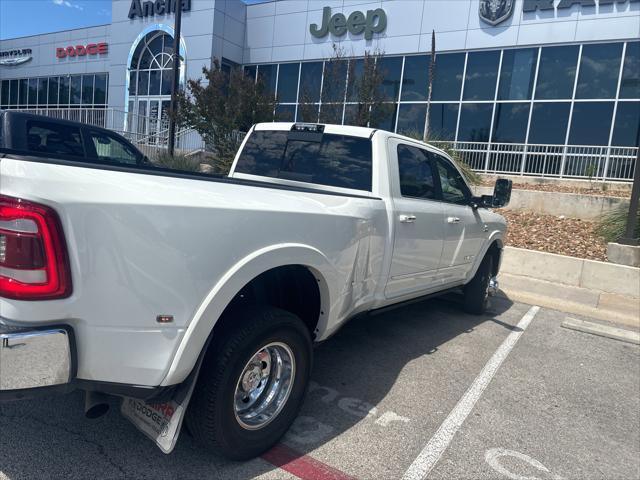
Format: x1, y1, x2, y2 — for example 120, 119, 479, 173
483, 143, 490, 173
602, 145, 612, 182
520, 144, 527, 176
559, 145, 568, 178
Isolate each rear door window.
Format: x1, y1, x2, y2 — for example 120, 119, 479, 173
235, 130, 373, 191
26, 120, 84, 158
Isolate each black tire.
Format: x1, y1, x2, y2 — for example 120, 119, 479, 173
185, 305, 312, 460
463, 254, 494, 315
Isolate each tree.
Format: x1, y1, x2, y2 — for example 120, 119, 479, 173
345, 49, 394, 128
423, 30, 436, 142
176, 59, 277, 173
298, 45, 393, 128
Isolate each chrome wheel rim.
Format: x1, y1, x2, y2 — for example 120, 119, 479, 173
233, 342, 295, 430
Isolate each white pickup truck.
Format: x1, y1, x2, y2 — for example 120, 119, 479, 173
0, 112, 511, 458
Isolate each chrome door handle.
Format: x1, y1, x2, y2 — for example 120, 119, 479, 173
399, 214, 417, 223
447, 217, 461, 224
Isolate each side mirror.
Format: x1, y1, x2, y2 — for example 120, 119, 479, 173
491, 178, 512, 208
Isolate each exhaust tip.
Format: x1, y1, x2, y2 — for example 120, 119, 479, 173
85, 402, 110, 419
84, 391, 110, 419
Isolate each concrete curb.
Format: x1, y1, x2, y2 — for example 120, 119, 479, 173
499, 247, 640, 327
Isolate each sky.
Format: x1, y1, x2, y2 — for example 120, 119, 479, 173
0, 0, 266, 40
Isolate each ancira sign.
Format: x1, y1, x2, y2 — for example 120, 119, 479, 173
128, 0, 191, 19
0, 48, 32, 67
310, 7, 387, 41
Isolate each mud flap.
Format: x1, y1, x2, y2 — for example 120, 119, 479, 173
120, 349, 207, 454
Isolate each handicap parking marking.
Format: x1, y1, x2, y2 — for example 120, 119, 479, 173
402, 305, 541, 480
485, 448, 566, 480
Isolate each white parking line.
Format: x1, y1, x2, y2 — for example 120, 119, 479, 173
402, 305, 541, 480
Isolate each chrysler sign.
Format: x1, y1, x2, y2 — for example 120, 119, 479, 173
0, 48, 32, 66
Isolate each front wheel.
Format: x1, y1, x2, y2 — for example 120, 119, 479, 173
463, 254, 494, 315
186, 306, 312, 460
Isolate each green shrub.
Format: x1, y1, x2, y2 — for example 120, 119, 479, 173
155, 152, 202, 173
595, 203, 640, 242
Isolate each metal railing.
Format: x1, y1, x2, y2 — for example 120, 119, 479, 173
431, 141, 638, 182
10, 107, 151, 133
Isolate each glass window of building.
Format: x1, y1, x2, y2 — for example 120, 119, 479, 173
463, 50, 500, 101
95, 74, 107, 105
347, 59, 364, 102
297, 103, 320, 123
319, 103, 343, 124
277, 63, 299, 103
612, 102, 640, 147
299, 61, 323, 103
528, 102, 571, 144
129, 30, 179, 134
322, 59, 347, 104
149, 70, 161, 96
458, 103, 493, 142
37, 78, 48, 106
397, 103, 426, 136
82, 75, 93, 104
28, 78, 37, 105
432, 53, 465, 101
0, 81, 9, 106
275, 104, 296, 122
401, 55, 429, 101
257, 64, 277, 93
9, 80, 18, 105
59, 76, 70, 105
48, 77, 59, 105
377, 56, 403, 102
428, 104, 459, 141
244, 65, 257, 81
19, 79, 28, 105
536, 45, 579, 99
492, 103, 530, 143
569, 102, 614, 145
370, 103, 398, 131
344, 104, 359, 126
70, 76, 82, 105
498, 48, 537, 100
620, 41, 639, 99
576, 43, 623, 99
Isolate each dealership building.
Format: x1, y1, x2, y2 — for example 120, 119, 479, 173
0, 0, 638, 179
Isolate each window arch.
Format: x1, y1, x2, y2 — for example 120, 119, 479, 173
127, 29, 184, 136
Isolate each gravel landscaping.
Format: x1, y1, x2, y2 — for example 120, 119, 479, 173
502, 210, 608, 262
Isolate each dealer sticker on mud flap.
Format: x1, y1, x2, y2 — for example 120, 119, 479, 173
121, 398, 185, 453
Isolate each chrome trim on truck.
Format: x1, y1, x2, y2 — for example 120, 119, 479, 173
0, 324, 72, 391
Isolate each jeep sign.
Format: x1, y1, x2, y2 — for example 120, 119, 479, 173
309, 7, 387, 41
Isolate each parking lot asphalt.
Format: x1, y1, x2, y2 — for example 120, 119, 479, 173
1, 296, 639, 480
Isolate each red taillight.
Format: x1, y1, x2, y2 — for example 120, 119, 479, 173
0, 195, 72, 300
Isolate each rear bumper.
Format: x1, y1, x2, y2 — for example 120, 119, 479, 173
0, 320, 76, 398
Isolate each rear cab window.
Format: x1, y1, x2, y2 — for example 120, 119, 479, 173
234, 128, 373, 192
26, 120, 85, 158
